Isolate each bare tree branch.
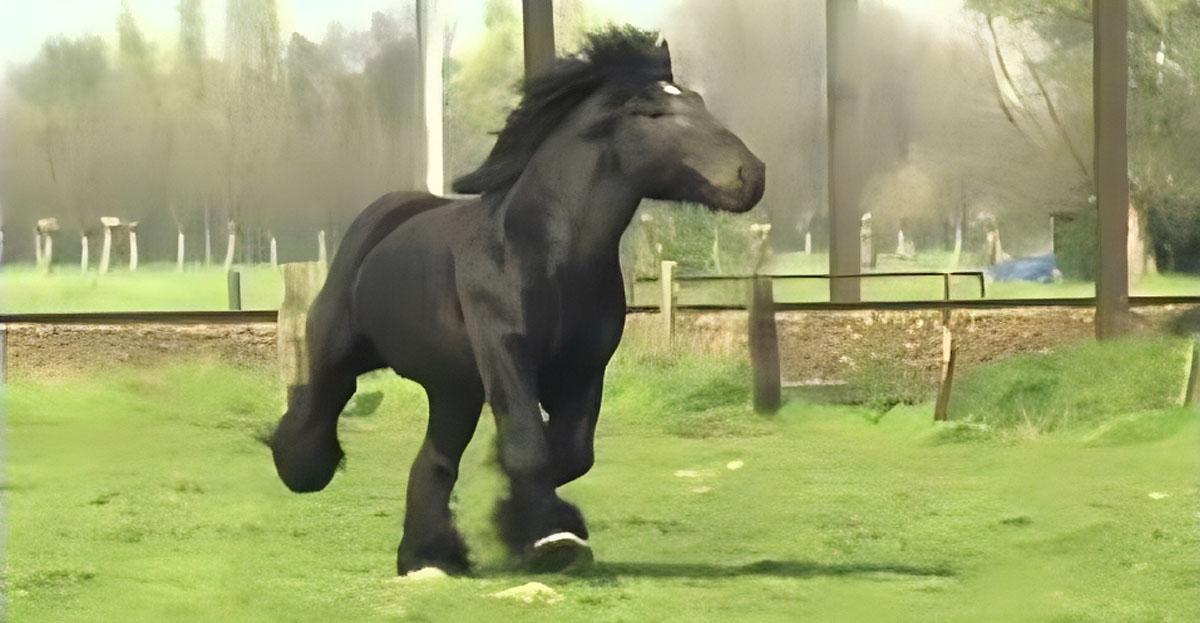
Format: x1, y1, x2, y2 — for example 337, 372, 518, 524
1020, 47, 1092, 182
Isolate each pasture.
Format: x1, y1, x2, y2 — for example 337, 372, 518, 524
4, 261, 1200, 314
4, 340, 1198, 622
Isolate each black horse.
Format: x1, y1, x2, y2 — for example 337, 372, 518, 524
269, 28, 765, 575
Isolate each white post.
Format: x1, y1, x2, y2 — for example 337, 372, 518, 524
224, 221, 236, 272
270, 236, 278, 267
418, 0, 444, 194
42, 234, 53, 269
99, 226, 113, 274
318, 230, 328, 268
204, 212, 212, 266
128, 225, 138, 271
177, 231, 186, 271
805, 231, 813, 255
34, 232, 43, 266
80, 233, 89, 272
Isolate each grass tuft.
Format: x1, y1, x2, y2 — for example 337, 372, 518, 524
947, 336, 1192, 437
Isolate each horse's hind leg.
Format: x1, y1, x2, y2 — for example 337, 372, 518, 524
270, 295, 378, 493
397, 384, 484, 574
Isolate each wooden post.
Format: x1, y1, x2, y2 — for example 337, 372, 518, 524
827, 0, 862, 302
0, 323, 7, 386
1184, 337, 1200, 407
227, 270, 242, 311
278, 262, 326, 391
749, 276, 782, 414
1094, 0, 1131, 339
942, 273, 951, 326
522, 0, 555, 80
660, 260, 676, 345
934, 324, 958, 421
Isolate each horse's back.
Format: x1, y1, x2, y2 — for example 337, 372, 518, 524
307, 191, 459, 360
332, 191, 458, 277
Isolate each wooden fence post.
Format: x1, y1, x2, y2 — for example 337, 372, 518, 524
1183, 336, 1200, 407
660, 260, 676, 345
227, 270, 242, 311
934, 322, 958, 421
749, 276, 782, 414
0, 323, 7, 386
278, 262, 325, 392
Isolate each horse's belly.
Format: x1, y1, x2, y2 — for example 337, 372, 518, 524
353, 245, 477, 386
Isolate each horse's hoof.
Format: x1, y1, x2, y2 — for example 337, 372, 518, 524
527, 532, 593, 573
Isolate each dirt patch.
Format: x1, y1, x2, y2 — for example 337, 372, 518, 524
5, 306, 1195, 383
627, 305, 1198, 384
4, 323, 276, 380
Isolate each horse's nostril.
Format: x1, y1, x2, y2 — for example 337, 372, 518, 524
737, 166, 746, 184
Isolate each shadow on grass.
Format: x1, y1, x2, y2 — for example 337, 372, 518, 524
580, 559, 954, 580
473, 559, 955, 581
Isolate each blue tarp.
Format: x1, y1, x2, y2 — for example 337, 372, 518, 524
987, 254, 1060, 283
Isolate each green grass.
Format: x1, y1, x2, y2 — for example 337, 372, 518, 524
948, 336, 1193, 436
0, 264, 285, 313
4, 347, 1198, 622
4, 258, 1197, 314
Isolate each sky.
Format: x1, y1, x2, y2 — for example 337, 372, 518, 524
0, 0, 967, 77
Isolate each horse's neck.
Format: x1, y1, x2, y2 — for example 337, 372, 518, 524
496, 141, 641, 263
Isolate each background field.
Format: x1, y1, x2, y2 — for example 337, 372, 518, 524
4, 339, 1198, 622
4, 258, 1199, 314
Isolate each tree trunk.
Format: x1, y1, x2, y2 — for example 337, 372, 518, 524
177, 231, 186, 272
81, 233, 89, 272
128, 228, 139, 271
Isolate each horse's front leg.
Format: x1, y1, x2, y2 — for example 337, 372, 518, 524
537, 373, 605, 540
471, 336, 590, 570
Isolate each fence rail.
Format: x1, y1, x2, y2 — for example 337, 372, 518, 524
1, 296, 1198, 326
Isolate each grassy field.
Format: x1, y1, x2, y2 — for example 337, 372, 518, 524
3, 257, 1197, 313
4, 341, 1198, 622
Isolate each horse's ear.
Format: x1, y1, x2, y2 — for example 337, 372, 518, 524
655, 33, 670, 56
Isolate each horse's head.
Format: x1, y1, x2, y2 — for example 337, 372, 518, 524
600, 69, 766, 213
453, 27, 765, 214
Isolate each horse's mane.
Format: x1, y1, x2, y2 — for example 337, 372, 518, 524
451, 26, 673, 195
